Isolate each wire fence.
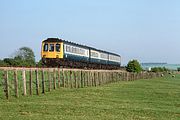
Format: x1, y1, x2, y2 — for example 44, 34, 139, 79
0, 68, 162, 99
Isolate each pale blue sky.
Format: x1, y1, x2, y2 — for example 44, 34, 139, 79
0, 0, 180, 65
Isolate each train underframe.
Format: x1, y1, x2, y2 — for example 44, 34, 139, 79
42, 58, 120, 70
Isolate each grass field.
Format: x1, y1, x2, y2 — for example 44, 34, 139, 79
0, 74, 180, 120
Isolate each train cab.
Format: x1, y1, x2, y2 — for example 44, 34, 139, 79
41, 39, 64, 59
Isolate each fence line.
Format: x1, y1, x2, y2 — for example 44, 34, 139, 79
0, 68, 162, 99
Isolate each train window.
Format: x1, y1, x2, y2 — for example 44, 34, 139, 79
91, 52, 98, 57
72, 47, 76, 53
70, 46, 72, 52
77, 48, 80, 54
56, 44, 61, 52
80, 49, 85, 55
43, 43, 48, 52
75, 47, 78, 53
100, 53, 108, 59
49, 44, 54, 52
66, 45, 70, 52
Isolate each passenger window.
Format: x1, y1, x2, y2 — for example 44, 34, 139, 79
43, 43, 48, 52
49, 44, 54, 52
56, 44, 61, 52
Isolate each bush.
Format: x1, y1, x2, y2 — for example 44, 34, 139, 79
3, 58, 16, 66
151, 67, 169, 72
126, 60, 142, 73
36, 59, 43, 67
177, 67, 180, 72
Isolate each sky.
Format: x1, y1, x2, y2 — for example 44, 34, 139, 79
0, 0, 180, 65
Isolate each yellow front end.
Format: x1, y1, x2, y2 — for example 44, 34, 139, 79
41, 41, 64, 59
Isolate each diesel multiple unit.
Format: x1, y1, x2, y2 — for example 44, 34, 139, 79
41, 38, 121, 69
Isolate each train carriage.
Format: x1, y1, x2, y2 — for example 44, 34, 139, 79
89, 49, 101, 64
63, 42, 89, 63
108, 53, 121, 66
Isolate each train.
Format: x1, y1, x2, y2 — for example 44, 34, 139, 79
41, 38, 121, 69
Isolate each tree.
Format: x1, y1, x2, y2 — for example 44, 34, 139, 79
126, 59, 142, 73
0, 59, 8, 66
13, 47, 36, 67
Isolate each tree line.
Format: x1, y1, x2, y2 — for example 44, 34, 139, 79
0, 47, 42, 67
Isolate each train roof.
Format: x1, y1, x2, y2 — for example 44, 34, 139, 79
43, 38, 121, 57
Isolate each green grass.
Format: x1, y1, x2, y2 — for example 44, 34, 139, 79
0, 74, 180, 120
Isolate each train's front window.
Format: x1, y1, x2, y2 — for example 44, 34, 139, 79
49, 44, 54, 52
56, 44, 61, 52
43, 43, 48, 52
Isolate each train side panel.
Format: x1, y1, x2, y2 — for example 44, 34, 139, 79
63, 43, 89, 62
99, 52, 109, 64
89, 49, 101, 64
108, 54, 121, 66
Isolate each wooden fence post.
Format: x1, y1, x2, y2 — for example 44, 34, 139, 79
14, 69, 19, 98
80, 71, 83, 88
94, 71, 96, 86
104, 72, 107, 84
83, 71, 86, 87
99, 72, 101, 85
70, 71, 73, 88
90, 72, 93, 86
106, 72, 108, 83
126, 72, 129, 81
132, 73, 134, 81
77, 71, 79, 88
42, 69, 45, 94
112, 72, 114, 82
115, 72, 117, 82
22, 70, 27, 96
88, 71, 90, 86
86, 71, 88, 86
58, 68, 61, 88
99, 72, 101, 86
74, 71, 77, 88
35, 69, 39, 95
62, 69, 65, 88
48, 69, 52, 92
92, 71, 94, 86
96, 72, 99, 86
95, 71, 97, 86
86, 71, 89, 86
107, 72, 109, 83
53, 69, 56, 90
116, 72, 118, 82
29, 69, 32, 95
4, 70, 9, 99
83, 71, 85, 87
64, 71, 68, 88
85, 71, 87, 87
101, 72, 103, 85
